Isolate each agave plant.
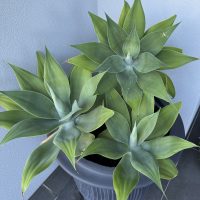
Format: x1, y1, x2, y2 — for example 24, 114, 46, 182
69, 0, 197, 115
0, 48, 114, 193
81, 89, 197, 200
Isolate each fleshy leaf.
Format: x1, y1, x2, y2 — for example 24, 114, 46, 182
68, 55, 98, 71
159, 72, 176, 98
75, 106, 114, 132
89, 12, 108, 44
36, 51, 45, 80
123, 26, 140, 58
71, 42, 114, 63
97, 73, 118, 95
163, 46, 183, 53
22, 135, 59, 193
0, 91, 59, 119
0, 93, 22, 111
131, 147, 163, 191
80, 138, 128, 160
70, 66, 91, 103
134, 52, 164, 73
0, 118, 59, 144
145, 15, 176, 34
0, 110, 33, 129
148, 102, 182, 139
117, 70, 143, 112
106, 111, 130, 144
53, 124, 81, 168
123, 0, 145, 38
138, 71, 171, 102
105, 89, 130, 124
129, 123, 138, 149
136, 92, 154, 122
142, 136, 197, 159
158, 159, 178, 180
45, 48, 71, 112
118, 1, 130, 27
95, 55, 126, 73
106, 14, 127, 55
78, 72, 105, 110
137, 111, 159, 144
10, 64, 48, 96
140, 24, 179, 55
157, 49, 198, 70
114, 153, 139, 200
76, 133, 95, 156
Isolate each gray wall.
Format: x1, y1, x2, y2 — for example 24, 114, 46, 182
98, 0, 200, 133
0, 0, 97, 199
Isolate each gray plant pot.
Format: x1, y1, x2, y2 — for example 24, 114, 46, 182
57, 104, 185, 200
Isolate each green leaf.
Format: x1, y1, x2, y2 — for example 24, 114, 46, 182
138, 71, 171, 102
140, 24, 179, 55
54, 124, 81, 168
137, 111, 159, 144
137, 92, 154, 122
0, 118, 59, 144
105, 89, 130, 124
129, 123, 137, 149
76, 106, 114, 132
106, 111, 130, 144
134, 52, 164, 73
145, 15, 176, 35
118, 1, 130, 27
131, 147, 163, 191
68, 55, 99, 71
0, 110, 33, 129
97, 73, 118, 95
117, 70, 143, 112
78, 72, 105, 110
71, 42, 114, 63
163, 46, 183, 53
123, 26, 140, 58
159, 72, 176, 98
114, 153, 139, 200
45, 48, 71, 112
70, 66, 91, 103
95, 55, 126, 73
148, 102, 182, 140
89, 12, 108, 44
157, 49, 198, 70
123, 0, 145, 38
0, 93, 22, 110
22, 135, 59, 193
80, 138, 128, 160
76, 133, 95, 156
106, 14, 127, 55
36, 51, 45, 80
10, 64, 48, 96
142, 136, 197, 159
1, 91, 59, 119
158, 159, 178, 180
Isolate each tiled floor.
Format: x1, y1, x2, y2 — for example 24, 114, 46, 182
30, 149, 200, 200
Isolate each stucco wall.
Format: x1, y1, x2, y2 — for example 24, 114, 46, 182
0, 0, 97, 199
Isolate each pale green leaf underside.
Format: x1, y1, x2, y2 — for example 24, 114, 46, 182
22, 135, 59, 193
114, 153, 139, 200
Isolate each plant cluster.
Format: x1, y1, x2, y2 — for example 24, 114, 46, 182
0, 0, 198, 200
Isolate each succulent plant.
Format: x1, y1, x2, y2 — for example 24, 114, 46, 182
81, 89, 197, 200
69, 0, 197, 114
0, 49, 114, 193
